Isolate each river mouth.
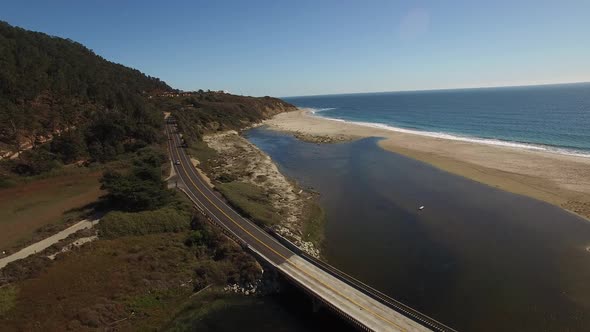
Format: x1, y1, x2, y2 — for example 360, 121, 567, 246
245, 126, 590, 332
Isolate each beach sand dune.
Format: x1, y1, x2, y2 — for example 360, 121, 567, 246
264, 109, 590, 220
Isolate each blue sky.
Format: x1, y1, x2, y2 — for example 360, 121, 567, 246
2, 1, 589, 97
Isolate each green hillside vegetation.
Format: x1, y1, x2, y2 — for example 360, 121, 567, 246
0, 142, 263, 329
0, 226, 262, 330
0, 21, 297, 181
0, 21, 302, 331
0, 20, 172, 177
98, 208, 191, 239
99, 147, 172, 211
216, 181, 281, 227
154, 92, 296, 142
97, 146, 192, 237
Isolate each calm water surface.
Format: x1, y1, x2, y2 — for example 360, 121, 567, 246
179, 286, 355, 332
245, 127, 590, 332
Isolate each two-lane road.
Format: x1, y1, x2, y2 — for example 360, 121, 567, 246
165, 121, 438, 332
166, 123, 293, 264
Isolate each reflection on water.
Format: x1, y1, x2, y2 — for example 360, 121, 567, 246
245, 127, 590, 332
181, 282, 355, 332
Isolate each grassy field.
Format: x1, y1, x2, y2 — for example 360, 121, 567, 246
215, 179, 327, 249
0, 233, 196, 331
0, 217, 263, 331
187, 140, 218, 171
97, 207, 191, 239
302, 201, 326, 250
216, 181, 281, 227
0, 166, 103, 252
0, 286, 17, 316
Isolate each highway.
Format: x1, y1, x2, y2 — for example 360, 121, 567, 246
165, 119, 455, 332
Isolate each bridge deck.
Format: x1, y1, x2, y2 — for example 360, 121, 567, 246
166, 120, 443, 332
280, 255, 430, 331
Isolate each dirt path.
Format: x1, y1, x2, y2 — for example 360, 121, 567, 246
0, 219, 99, 269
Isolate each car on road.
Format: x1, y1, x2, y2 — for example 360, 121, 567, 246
175, 160, 181, 165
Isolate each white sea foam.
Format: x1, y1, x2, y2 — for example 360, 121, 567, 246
305, 108, 590, 158
308, 107, 336, 114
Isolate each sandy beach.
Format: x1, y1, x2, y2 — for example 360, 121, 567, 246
264, 109, 590, 220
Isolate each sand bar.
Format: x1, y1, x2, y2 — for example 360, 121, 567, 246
264, 109, 590, 220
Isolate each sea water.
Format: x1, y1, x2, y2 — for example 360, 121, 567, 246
284, 83, 590, 157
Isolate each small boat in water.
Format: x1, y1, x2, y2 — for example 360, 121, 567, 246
418, 205, 425, 211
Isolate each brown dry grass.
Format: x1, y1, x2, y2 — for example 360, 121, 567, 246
0, 233, 197, 331
0, 211, 262, 332
0, 170, 103, 252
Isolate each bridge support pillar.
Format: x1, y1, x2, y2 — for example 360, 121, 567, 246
312, 297, 322, 313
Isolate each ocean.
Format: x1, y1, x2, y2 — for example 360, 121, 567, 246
283, 83, 590, 157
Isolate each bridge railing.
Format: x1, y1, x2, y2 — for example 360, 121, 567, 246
264, 227, 458, 332
181, 188, 456, 332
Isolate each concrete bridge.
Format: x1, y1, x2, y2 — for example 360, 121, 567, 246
166, 119, 456, 332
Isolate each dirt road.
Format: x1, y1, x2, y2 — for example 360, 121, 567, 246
0, 219, 98, 269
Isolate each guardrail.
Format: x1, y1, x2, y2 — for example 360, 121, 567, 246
179, 185, 456, 331
264, 228, 457, 332
277, 269, 373, 332
187, 203, 371, 330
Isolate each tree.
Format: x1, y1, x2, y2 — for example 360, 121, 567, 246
100, 148, 171, 211
0, 20, 173, 171
0, 101, 24, 155
100, 169, 171, 211
50, 131, 86, 163
12, 147, 60, 175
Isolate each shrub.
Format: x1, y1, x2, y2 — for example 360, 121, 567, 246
100, 147, 172, 212
193, 260, 228, 287
98, 208, 191, 239
101, 170, 173, 211
216, 181, 280, 227
50, 131, 87, 163
0, 285, 18, 316
11, 148, 61, 176
302, 201, 326, 248
184, 230, 208, 247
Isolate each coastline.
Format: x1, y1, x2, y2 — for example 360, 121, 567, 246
198, 131, 323, 257
264, 109, 590, 220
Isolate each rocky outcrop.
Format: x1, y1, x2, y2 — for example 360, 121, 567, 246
294, 132, 353, 144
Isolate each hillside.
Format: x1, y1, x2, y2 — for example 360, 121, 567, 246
0, 21, 298, 179
0, 20, 172, 165
0, 21, 321, 332
153, 91, 296, 143
0, 21, 279, 331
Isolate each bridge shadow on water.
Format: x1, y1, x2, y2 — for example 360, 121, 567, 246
185, 279, 357, 332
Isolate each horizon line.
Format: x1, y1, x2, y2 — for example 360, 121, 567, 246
279, 81, 590, 99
